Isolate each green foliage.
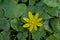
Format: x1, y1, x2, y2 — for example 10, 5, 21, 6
44, 0, 60, 9
44, 0, 59, 7
21, 0, 27, 3
1, 1, 27, 18
44, 20, 52, 33
0, 8, 4, 18
0, 0, 60, 40
29, 0, 36, 6
17, 32, 28, 40
11, 18, 22, 31
32, 27, 46, 40
46, 33, 60, 40
0, 31, 10, 40
0, 18, 9, 31
50, 18, 60, 32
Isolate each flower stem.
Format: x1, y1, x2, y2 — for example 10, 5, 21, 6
29, 31, 31, 40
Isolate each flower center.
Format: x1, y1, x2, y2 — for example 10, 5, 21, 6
29, 19, 37, 25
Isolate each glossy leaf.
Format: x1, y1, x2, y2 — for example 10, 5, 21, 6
44, 0, 58, 7
0, 18, 9, 31
29, 0, 36, 6
44, 20, 52, 33
32, 27, 46, 40
21, 0, 27, 2
50, 18, 60, 32
17, 32, 27, 40
0, 31, 10, 40
11, 19, 22, 31
28, 6, 36, 13
36, 2, 52, 19
47, 7, 59, 17
1, 0, 27, 18
0, 8, 4, 18
46, 33, 60, 40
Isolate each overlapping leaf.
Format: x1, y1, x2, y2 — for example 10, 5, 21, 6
0, 0, 60, 40
44, 0, 58, 7
44, 20, 52, 33
0, 0, 27, 18
32, 27, 46, 40
36, 2, 51, 19
0, 31, 10, 40
46, 33, 60, 40
11, 19, 22, 31
0, 8, 4, 18
50, 18, 60, 32
17, 32, 28, 40
0, 18, 9, 31
21, 0, 27, 2
44, 0, 60, 9
29, 0, 36, 6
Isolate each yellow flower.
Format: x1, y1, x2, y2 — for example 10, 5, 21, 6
23, 11, 43, 32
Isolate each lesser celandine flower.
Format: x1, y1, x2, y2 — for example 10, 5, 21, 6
23, 11, 43, 32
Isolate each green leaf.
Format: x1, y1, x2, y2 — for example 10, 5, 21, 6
0, 0, 1, 3
46, 33, 60, 40
58, 0, 60, 9
36, 2, 58, 17
0, 18, 9, 31
11, 18, 29, 33
21, 0, 27, 2
36, 3, 51, 19
32, 27, 46, 40
28, 6, 36, 13
29, 0, 36, 6
0, 31, 10, 40
47, 7, 59, 17
0, 8, 4, 18
11, 18, 22, 31
53, 33, 60, 40
40, 13, 51, 19
50, 18, 60, 32
17, 32, 27, 40
44, 0, 60, 9
36, 8, 51, 19
1, 0, 27, 18
44, 0, 59, 7
46, 35, 57, 40
44, 20, 52, 33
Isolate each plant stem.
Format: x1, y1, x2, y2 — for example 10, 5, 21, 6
29, 31, 31, 40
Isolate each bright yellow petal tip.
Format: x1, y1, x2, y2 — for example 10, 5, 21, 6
23, 23, 30, 28
28, 11, 33, 20
37, 23, 43, 27
34, 13, 39, 19
29, 26, 33, 32
23, 17, 29, 22
34, 26, 37, 31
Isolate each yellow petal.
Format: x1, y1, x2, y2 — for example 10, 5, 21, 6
37, 18, 43, 22
23, 17, 29, 22
37, 23, 43, 27
23, 23, 30, 28
28, 11, 33, 20
34, 25, 37, 31
34, 13, 39, 19
29, 26, 33, 32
